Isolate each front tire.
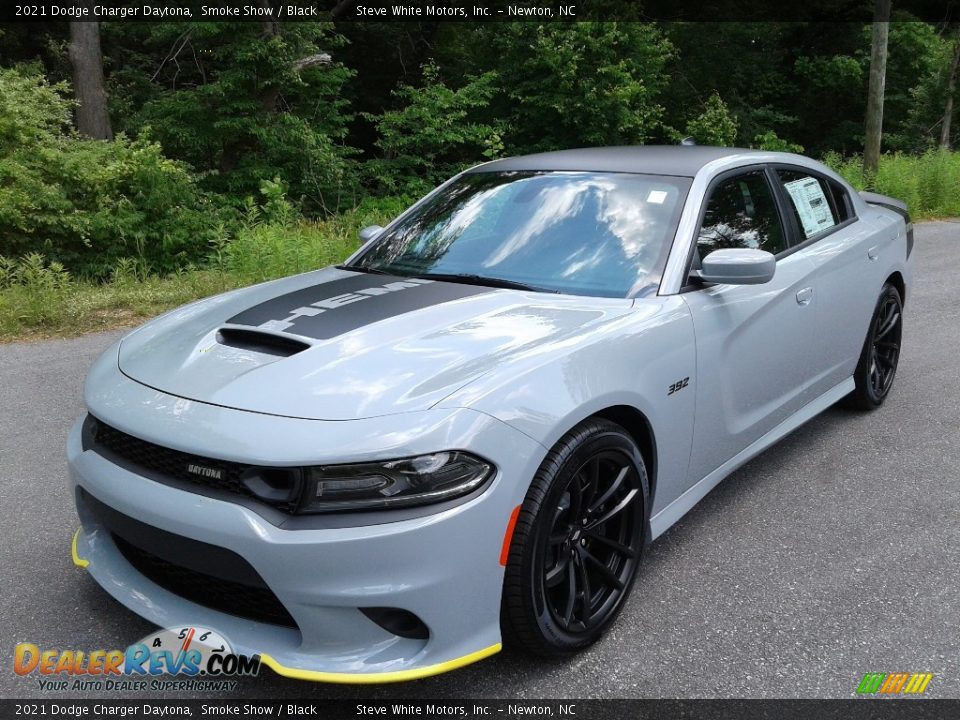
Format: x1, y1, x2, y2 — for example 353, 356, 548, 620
501, 418, 649, 656
847, 283, 903, 410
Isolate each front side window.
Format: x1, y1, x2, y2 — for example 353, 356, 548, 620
350, 171, 691, 298
696, 171, 788, 261
776, 170, 840, 239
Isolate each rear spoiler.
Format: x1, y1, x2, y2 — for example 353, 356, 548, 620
859, 191, 910, 222
860, 191, 914, 258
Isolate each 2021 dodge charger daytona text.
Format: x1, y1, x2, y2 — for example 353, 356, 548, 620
68, 146, 913, 682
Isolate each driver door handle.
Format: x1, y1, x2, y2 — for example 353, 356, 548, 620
796, 287, 813, 305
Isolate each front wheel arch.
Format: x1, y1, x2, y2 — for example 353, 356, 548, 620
500, 417, 651, 655
580, 405, 657, 512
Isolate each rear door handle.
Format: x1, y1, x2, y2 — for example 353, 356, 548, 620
868, 245, 879, 260
796, 287, 813, 305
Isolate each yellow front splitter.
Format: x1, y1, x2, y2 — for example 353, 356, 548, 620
71, 528, 89, 568
258, 643, 502, 684
71, 527, 500, 684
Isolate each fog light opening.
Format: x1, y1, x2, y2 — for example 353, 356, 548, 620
360, 607, 429, 640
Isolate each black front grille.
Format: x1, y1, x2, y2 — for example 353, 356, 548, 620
91, 418, 300, 513
94, 420, 252, 494
81, 488, 297, 628
113, 535, 297, 628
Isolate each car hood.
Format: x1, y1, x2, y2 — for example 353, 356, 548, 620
118, 267, 634, 420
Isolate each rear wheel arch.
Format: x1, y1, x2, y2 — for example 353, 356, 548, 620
886, 271, 906, 307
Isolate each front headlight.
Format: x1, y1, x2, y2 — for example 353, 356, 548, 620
298, 451, 493, 514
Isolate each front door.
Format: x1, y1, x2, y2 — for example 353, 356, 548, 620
681, 168, 819, 489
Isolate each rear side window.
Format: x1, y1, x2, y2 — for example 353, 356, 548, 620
828, 179, 853, 222
697, 171, 788, 260
776, 170, 839, 239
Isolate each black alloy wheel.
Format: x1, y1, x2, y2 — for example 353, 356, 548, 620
501, 419, 649, 655
848, 283, 903, 410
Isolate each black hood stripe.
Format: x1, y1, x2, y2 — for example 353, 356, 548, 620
226, 272, 493, 340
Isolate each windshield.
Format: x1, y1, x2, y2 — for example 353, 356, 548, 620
349, 171, 691, 298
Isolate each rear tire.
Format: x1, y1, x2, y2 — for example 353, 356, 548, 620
846, 283, 903, 410
500, 418, 649, 656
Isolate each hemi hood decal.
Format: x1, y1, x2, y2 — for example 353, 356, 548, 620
226, 272, 494, 340
117, 265, 634, 420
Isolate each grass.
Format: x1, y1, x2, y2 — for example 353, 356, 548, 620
824, 148, 960, 219
0, 200, 404, 342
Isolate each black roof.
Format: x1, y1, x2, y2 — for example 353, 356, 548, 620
466, 145, 759, 178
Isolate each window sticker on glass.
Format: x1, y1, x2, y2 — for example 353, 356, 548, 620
647, 190, 668, 204
783, 177, 836, 238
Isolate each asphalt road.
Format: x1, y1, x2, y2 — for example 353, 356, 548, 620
1, 221, 957, 700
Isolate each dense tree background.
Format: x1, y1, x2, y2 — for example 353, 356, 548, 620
0, 14, 957, 276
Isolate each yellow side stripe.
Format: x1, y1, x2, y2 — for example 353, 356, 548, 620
71, 528, 89, 568
259, 643, 501, 684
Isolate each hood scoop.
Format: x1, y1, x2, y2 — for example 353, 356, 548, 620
215, 327, 310, 358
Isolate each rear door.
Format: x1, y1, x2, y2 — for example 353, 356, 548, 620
769, 167, 888, 392
681, 167, 819, 489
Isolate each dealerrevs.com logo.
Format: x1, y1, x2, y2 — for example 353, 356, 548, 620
856, 672, 934, 695
14, 626, 260, 692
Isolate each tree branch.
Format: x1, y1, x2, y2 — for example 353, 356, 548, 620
292, 53, 333, 72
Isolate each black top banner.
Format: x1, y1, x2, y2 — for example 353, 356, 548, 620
2, 0, 958, 23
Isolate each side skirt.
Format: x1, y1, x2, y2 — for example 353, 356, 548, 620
649, 377, 855, 539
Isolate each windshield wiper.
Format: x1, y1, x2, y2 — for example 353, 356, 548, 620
336, 264, 391, 276
412, 272, 560, 294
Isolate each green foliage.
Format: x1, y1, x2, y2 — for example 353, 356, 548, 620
0, 252, 73, 328
0, 66, 220, 278
824, 149, 960, 218
0, 191, 405, 339
684, 93, 738, 146
794, 54, 864, 94
0, 64, 73, 144
1, 19, 958, 342
125, 22, 359, 214
753, 131, 804, 154
364, 63, 502, 195
870, 20, 948, 151
660, 23, 798, 149
488, 22, 672, 152
889, 29, 958, 151
224, 183, 403, 283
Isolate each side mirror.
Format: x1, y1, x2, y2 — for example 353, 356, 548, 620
699, 248, 776, 285
358, 225, 384, 246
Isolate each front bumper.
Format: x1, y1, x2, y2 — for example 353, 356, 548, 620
67, 360, 545, 682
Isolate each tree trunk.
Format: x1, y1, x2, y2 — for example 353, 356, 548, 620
863, 0, 891, 180
940, 32, 960, 149
68, 18, 113, 140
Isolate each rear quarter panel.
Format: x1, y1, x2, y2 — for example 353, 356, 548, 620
814, 200, 911, 386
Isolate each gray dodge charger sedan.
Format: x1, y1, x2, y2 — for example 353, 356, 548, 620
68, 146, 912, 682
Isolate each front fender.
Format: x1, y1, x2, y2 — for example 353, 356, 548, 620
439, 296, 696, 519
